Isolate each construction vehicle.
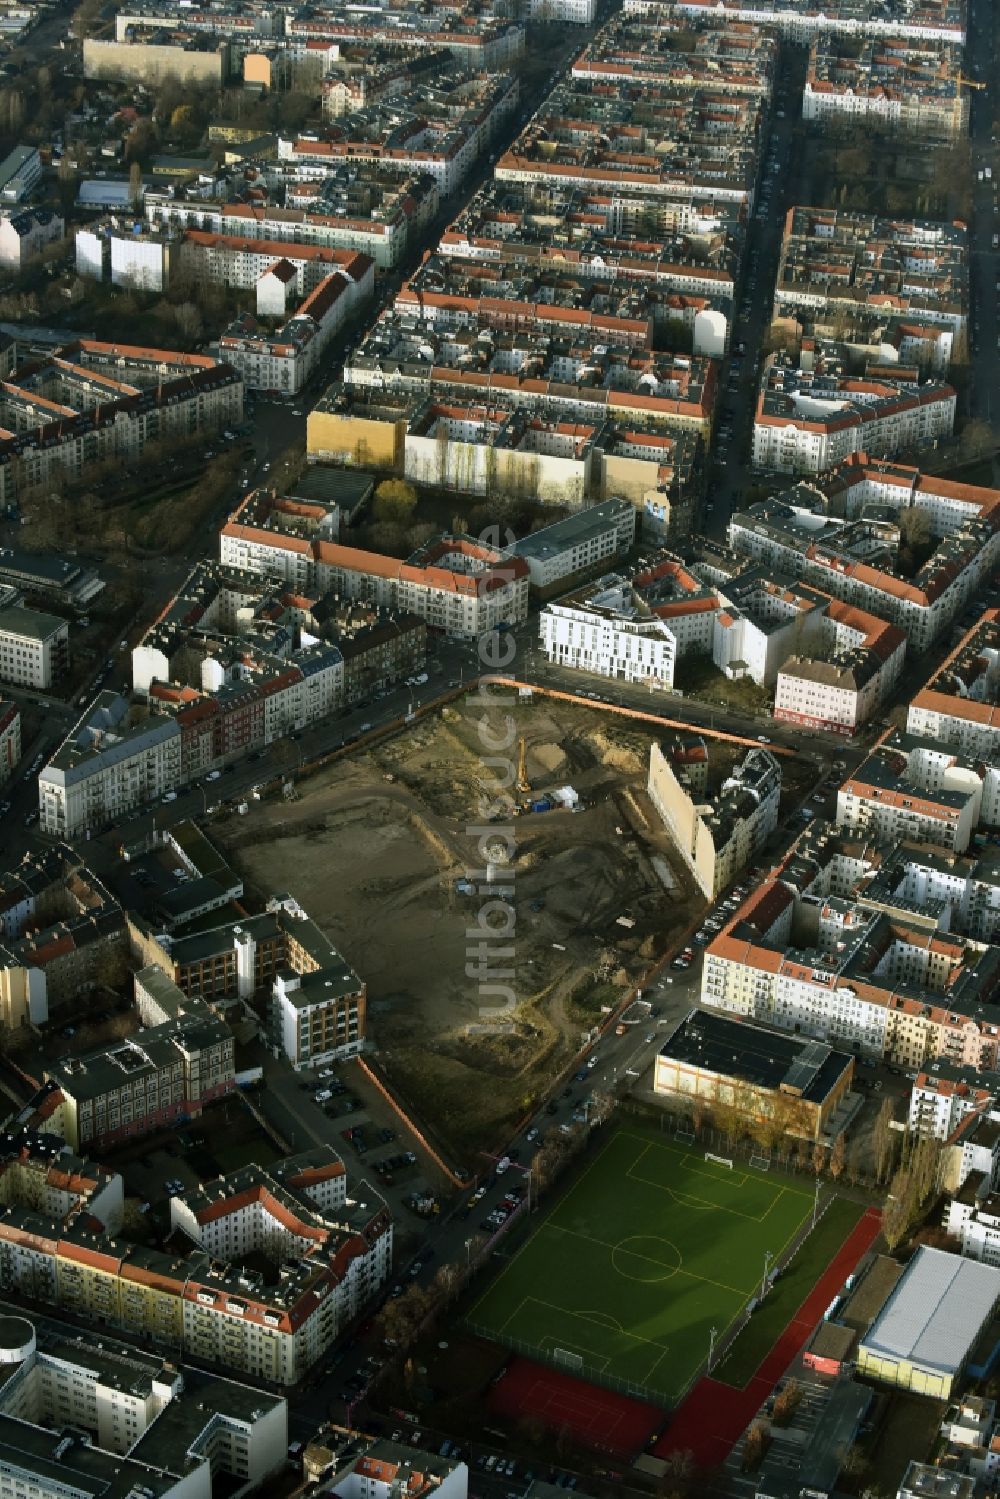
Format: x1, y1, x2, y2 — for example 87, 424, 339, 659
516, 736, 531, 795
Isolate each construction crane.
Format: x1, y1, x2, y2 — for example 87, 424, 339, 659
516, 736, 531, 795
959, 74, 986, 89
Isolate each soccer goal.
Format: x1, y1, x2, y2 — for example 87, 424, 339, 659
749, 1153, 772, 1171
676, 1127, 695, 1145
552, 1348, 584, 1373
705, 1152, 734, 1169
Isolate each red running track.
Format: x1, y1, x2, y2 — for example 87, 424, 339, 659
653, 1206, 883, 1467
488, 1357, 662, 1460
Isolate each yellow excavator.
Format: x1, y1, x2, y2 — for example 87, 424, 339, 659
516, 736, 531, 795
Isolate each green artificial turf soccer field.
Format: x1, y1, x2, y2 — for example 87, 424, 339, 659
468, 1128, 815, 1403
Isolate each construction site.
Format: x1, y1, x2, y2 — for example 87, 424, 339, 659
215, 692, 807, 1160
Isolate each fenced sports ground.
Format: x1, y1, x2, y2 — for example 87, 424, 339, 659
468, 1127, 820, 1405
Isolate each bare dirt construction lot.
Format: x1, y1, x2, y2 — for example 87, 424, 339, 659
216, 696, 780, 1163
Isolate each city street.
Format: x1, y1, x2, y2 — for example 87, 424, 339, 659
704, 49, 807, 538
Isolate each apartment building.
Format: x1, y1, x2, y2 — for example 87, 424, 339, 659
323, 1438, 469, 1499
83, 32, 232, 84
322, 604, 427, 706
529, 0, 597, 21
945, 1179, 1000, 1268
0, 845, 126, 1029
728, 457, 1000, 652
0, 340, 243, 508
171, 1161, 391, 1381
76, 219, 180, 291
0, 1131, 123, 1232
221, 500, 529, 638
320, 42, 454, 117
0, 697, 18, 785
41, 557, 382, 835
0, 604, 68, 689
654, 1008, 854, 1140
0, 1128, 390, 1384
0, 1308, 287, 1499
277, 71, 519, 197
441, 180, 740, 335
571, 13, 778, 98
504, 499, 636, 596
908, 610, 1000, 757
700, 847, 1000, 1070
219, 265, 373, 396
803, 37, 969, 140
135, 893, 366, 1058
39, 693, 183, 839
773, 209, 968, 353
773, 599, 906, 735
0, 144, 40, 203
495, 76, 762, 211
752, 344, 956, 476
648, 739, 781, 899
654, 0, 966, 45
180, 232, 374, 297
283, 1, 525, 72
0, 208, 64, 271
145, 169, 438, 269
836, 730, 1000, 855
540, 554, 718, 687
540, 576, 680, 690
934, 1398, 1000, 1490
46, 995, 235, 1152
909, 1061, 1000, 1141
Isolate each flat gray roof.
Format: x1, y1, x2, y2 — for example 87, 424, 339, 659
508, 498, 632, 562
861, 1245, 1000, 1374
0, 604, 66, 642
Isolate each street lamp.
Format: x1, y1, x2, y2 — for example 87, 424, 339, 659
707, 1325, 718, 1373
761, 1248, 773, 1300
812, 1176, 821, 1228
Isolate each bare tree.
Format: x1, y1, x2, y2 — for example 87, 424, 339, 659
829, 1132, 846, 1181
873, 1096, 897, 1185
741, 1420, 769, 1473
772, 1378, 802, 1427
883, 1168, 916, 1253
907, 1133, 941, 1207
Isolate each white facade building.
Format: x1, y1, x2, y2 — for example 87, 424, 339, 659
528, 0, 597, 21
0, 208, 63, 270
0, 605, 69, 690
540, 578, 680, 689
39, 694, 182, 839
219, 267, 371, 396
505, 498, 636, 593
0, 1309, 287, 1499
836, 734, 999, 856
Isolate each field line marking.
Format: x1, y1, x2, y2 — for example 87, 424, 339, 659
550, 1221, 672, 1265
546, 1130, 644, 1233
525, 1293, 672, 1358
498, 1295, 531, 1337
468, 1138, 631, 1320
642, 1343, 671, 1389
469, 1135, 640, 1318
554, 1222, 746, 1295
630, 1169, 770, 1221
615, 1128, 815, 1203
